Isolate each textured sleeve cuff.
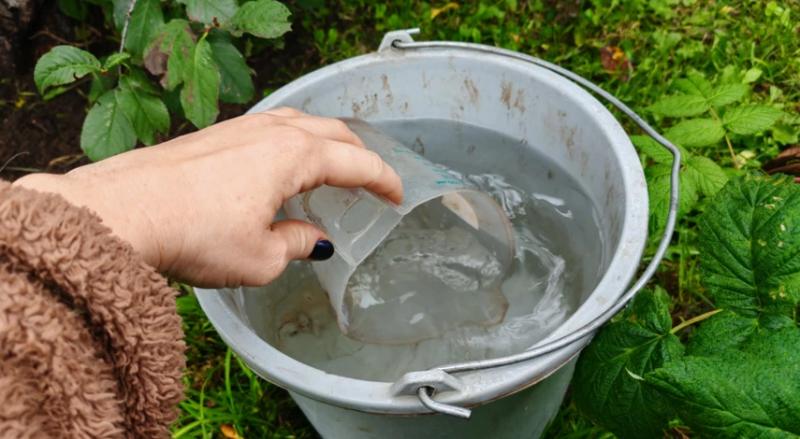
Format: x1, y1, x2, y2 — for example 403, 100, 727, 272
0, 180, 185, 438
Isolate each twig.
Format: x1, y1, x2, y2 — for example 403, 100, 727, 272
31, 30, 89, 47
671, 308, 722, 334
119, 0, 138, 54
3, 166, 42, 174
0, 152, 30, 174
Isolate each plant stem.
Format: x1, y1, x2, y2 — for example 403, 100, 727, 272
0, 151, 30, 174
709, 107, 738, 168
671, 308, 722, 334
119, 0, 138, 53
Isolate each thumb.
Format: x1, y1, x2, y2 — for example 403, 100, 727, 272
269, 219, 334, 261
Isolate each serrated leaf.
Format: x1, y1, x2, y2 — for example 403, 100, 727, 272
118, 77, 169, 145
723, 105, 784, 135
632, 135, 674, 164
647, 163, 698, 235
573, 288, 683, 439
646, 326, 800, 438
230, 0, 292, 39
103, 52, 131, 70
684, 155, 728, 197
698, 175, 800, 316
686, 311, 759, 356
648, 94, 710, 117
34, 46, 101, 94
627, 286, 674, 333
209, 36, 254, 104
665, 118, 726, 148
177, 0, 238, 25
672, 72, 713, 97
80, 90, 137, 161
180, 38, 220, 128
772, 123, 800, 145
707, 83, 749, 107
124, 0, 164, 57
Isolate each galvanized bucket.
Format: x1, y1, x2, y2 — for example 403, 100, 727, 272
197, 29, 679, 439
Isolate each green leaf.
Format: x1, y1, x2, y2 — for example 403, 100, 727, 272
723, 105, 784, 135
646, 326, 800, 438
573, 288, 683, 439
42, 86, 70, 101
34, 46, 101, 94
118, 76, 170, 145
58, 0, 88, 20
648, 94, 710, 117
124, 0, 164, 57
113, 0, 132, 30
125, 67, 161, 95
698, 175, 800, 316
178, 0, 238, 25
626, 286, 674, 333
772, 123, 800, 145
180, 38, 220, 128
647, 163, 698, 235
742, 67, 763, 84
88, 74, 116, 104
632, 135, 674, 164
665, 118, 726, 148
230, 0, 292, 39
209, 36, 255, 104
707, 83, 749, 107
684, 155, 728, 197
673, 72, 713, 97
146, 19, 196, 90
686, 311, 759, 356
103, 52, 131, 70
80, 90, 137, 161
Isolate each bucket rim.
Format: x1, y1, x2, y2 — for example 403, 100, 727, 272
197, 41, 648, 414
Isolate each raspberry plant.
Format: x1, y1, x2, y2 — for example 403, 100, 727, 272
33, 0, 291, 161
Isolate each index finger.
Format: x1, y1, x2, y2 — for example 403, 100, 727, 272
261, 109, 366, 148
318, 139, 404, 204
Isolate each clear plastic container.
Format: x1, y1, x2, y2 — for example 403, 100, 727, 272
284, 119, 514, 344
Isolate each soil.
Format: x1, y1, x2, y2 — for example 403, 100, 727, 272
0, 1, 323, 182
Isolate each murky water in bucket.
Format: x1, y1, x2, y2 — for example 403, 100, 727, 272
236, 119, 605, 381
343, 196, 510, 344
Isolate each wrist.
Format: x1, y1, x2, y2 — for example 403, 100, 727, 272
13, 173, 159, 268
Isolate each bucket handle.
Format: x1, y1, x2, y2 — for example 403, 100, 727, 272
382, 29, 681, 419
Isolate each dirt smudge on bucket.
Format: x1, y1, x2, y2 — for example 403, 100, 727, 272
351, 93, 380, 118
513, 89, 526, 112
501, 80, 513, 109
500, 80, 526, 112
381, 74, 394, 106
561, 126, 577, 160
463, 78, 480, 104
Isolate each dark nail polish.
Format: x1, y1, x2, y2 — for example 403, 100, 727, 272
309, 239, 334, 261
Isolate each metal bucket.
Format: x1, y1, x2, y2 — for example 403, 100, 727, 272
197, 29, 679, 439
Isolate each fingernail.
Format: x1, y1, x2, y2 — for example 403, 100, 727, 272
309, 239, 334, 261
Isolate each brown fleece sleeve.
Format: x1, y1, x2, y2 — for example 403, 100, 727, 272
0, 180, 185, 438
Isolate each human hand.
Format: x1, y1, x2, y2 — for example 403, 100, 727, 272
14, 108, 403, 287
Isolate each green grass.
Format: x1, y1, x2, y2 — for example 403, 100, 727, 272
173, 1, 800, 437
174, 289, 314, 438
